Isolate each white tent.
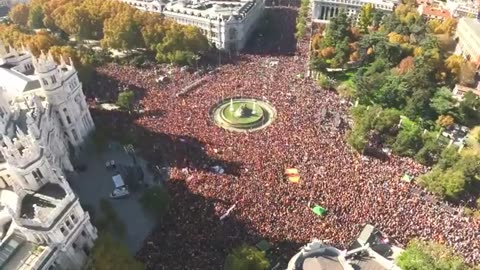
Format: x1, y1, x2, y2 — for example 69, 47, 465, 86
112, 174, 125, 188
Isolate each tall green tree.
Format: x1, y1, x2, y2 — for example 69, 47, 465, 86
224, 245, 270, 270
459, 91, 480, 126
358, 3, 374, 33
91, 233, 144, 270
397, 240, 468, 270
28, 5, 45, 29
414, 133, 443, 166
392, 124, 423, 157
429, 87, 456, 115
117, 90, 135, 112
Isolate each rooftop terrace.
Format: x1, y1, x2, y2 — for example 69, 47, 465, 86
20, 183, 67, 221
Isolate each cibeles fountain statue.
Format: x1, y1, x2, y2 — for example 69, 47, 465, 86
210, 97, 277, 132
234, 103, 254, 118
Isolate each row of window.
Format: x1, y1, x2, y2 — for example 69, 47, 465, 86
23, 168, 44, 186
317, 0, 393, 10
41, 75, 58, 86
24, 63, 34, 71
59, 214, 78, 236
68, 78, 79, 91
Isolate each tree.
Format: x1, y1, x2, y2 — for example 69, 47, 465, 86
320, 47, 335, 58
374, 108, 401, 133
415, 133, 443, 166
396, 239, 468, 270
445, 54, 464, 81
388, 32, 409, 44
371, 10, 384, 29
91, 233, 144, 270
427, 19, 442, 33
102, 9, 144, 50
430, 87, 455, 115
418, 149, 478, 199
435, 18, 457, 35
117, 90, 135, 112
224, 245, 270, 270
28, 5, 45, 29
155, 24, 209, 65
395, 56, 414, 75
392, 125, 423, 157
347, 106, 399, 151
436, 114, 454, 128
458, 91, 480, 126
53, 4, 102, 40
358, 3, 374, 33
321, 11, 351, 48
437, 146, 461, 170
139, 186, 170, 218
9, 4, 30, 27
374, 75, 408, 108
459, 61, 477, 86
28, 31, 61, 55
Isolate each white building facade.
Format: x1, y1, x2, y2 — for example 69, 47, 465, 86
312, 0, 399, 22
455, 17, 480, 68
0, 43, 97, 270
445, 0, 479, 18
120, 0, 265, 51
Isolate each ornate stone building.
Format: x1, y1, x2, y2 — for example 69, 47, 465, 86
311, 0, 399, 22
120, 0, 265, 51
0, 43, 97, 270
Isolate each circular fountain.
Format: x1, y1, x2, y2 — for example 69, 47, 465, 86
210, 97, 277, 132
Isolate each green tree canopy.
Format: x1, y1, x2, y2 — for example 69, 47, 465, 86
224, 245, 270, 270
459, 91, 480, 127
392, 124, 423, 157
429, 87, 456, 115
91, 233, 144, 270
396, 239, 468, 270
28, 5, 45, 29
358, 3, 374, 33
414, 132, 443, 166
117, 90, 135, 112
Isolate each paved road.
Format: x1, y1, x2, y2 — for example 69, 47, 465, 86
69, 143, 156, 253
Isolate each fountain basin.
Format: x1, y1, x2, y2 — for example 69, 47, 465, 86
210, 97, 277, 132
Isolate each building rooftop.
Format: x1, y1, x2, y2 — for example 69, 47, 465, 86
288, 225, 404, 270
352, 257, 387, 270
20, 183, 67, 221
0, 67, 40, 93
0, 233, 36, 270
164, 0, 256, 20
453, 84, 480, 99
420, 4, 452, 19
303, 253, 344, 270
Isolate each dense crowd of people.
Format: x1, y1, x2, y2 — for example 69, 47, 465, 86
87, 7, 480, 270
